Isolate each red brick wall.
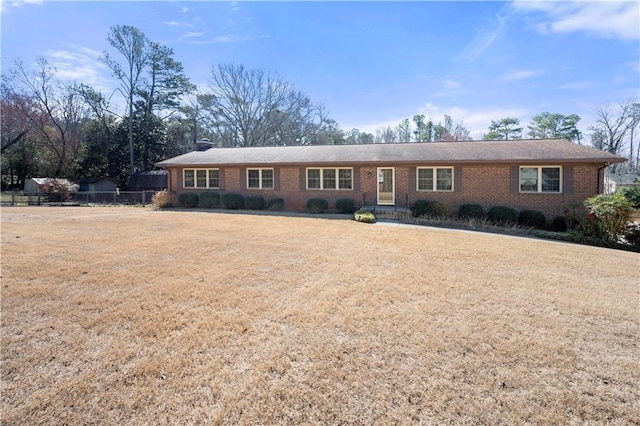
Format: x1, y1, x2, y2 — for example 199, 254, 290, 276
165, 163, 604, 217
401, 163, 602, 218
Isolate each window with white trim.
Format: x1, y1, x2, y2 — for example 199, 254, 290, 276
247, 168, 274, 189
306, 168, 353, 190
417, 167, 453, 191
519, 166, 561, 193
183, 168, 219, 189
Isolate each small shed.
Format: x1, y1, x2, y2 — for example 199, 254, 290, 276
78, 177, 118, 193
126, 170, 168, 191
24, 178, 74, 195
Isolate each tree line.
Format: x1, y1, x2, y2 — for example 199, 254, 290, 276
1, 25, 639, 189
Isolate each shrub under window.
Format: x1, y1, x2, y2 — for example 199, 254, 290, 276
459, 204, 484, 219
487, 206, 518, 224
199, 192, 220, 209
221, 192, 244, 210
336, 198, 356, 214
518, 209, 546, 228
245, 196, 266, 210
307, 198, 329, 213
178, 192, 199, 208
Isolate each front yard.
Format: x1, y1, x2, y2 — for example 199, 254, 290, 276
1, 206, 638, 424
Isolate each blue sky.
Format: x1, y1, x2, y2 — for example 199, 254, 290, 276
2, 0, 639, 139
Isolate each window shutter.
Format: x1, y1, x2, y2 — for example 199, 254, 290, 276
299, 168, 306, 191
218, 168, 225, 190
240, 168, 246, 189
408, 167, 416, 192
353, 167, 360, 191
454, 166, 463, 192
563, 166, 573, 194
510, 165, 520, 193
273, 168, 280, 191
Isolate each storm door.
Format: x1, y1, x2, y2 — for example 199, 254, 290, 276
377, 167, 395, 205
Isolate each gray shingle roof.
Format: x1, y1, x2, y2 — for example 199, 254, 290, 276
156, 139, 626, 167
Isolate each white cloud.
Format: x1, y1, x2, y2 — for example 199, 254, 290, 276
45, 47, 120, 105
458, 13, 507, 62
11, 0, 43, 7
512, 0, 640, 41
444, 79, 461, 90
188, 34, 263, 45
501, 68, 542, 81
557, 81, 598, 91
182, 7, 193, 14
163, 21, 193, 28
182, 32, 205, 39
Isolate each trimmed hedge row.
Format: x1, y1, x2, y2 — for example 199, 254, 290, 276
411, 199, 551, 229
176, 192, 284, 211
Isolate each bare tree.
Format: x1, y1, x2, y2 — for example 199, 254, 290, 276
375, 125, 396, 143
203, 64, 327, 147
396, 118, 412, 143
1, 78, 35, 153
5, 58, 87, 177
590, 101, 640, 157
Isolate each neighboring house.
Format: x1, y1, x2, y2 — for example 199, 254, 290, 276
126, 170, 168, 191
156, 139, 626, 218
24, 178, 74, 195
78, 177, 118, 193
604, 172, 640, 194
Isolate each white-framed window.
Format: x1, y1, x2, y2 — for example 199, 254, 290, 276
183, 168, 220, 189
247, 168, 274, 189
417, 167, 453, 191
519, 166, 562, 193
306, 168, 353, 190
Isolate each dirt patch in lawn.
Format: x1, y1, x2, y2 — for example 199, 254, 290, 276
1, 206, 638, 424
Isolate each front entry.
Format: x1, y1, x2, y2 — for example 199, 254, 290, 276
377, 167, 395, 205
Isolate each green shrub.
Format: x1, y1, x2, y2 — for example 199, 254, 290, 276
617, 186, 640, 209
354, 209, 376, 223
458, 203, 484, 219
245, 195, 266, 210
623, 222, 640, 246
518, 210, 546, 228
552, 216, 568, 232
584, 193, 634, 241
199, 192, 220, 209
307, 198, 328, 213
412, 199, 433, 217
430, 202, 454, 217
151, 190, 176, 209
221, 192, 244, 210
267, 198, 285, 211
487, 206, 518, 224
336, 198, 356, 214
178, 192, 199, 208
412, 199, 454, 217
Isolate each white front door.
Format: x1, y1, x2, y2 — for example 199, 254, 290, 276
377, 167, 395, 205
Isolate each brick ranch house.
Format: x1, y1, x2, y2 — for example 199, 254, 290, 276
156, 138, 625, 218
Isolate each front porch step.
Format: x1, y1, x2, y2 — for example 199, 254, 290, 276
362, 205, 412, 221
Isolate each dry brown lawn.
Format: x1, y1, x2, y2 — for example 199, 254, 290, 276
1, 206, 638, 425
